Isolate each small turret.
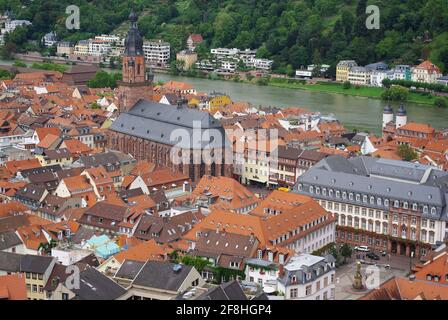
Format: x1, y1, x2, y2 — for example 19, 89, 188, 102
382, 104, 394, 128
396, 104, 407, 129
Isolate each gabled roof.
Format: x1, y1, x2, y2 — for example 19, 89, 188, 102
360, 276, 448, 300
71, 267, 126, 300
0, 231, 22, 250
197, 280, 247, 300
132, 261, 194, 292
191, 175, 258, 211
113, 239, 167, 264
0, 274, 27, 300
109, 100, 229, 150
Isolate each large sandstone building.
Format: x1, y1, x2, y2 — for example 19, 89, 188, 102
107, 11, 231, 181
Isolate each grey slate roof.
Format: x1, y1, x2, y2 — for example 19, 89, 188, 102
0, 231, 22, 250
20, 254, 55, 274
197, 280, 248, 300
115, 259, 145, 281
72, 267, 126, 300
0, 252, 21, 272
277, 254, 335, 286
110, 100, 230, 150
132, 261, 193, 292
295, 155, 448, 219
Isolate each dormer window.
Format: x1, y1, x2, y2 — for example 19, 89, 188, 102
257, 249, 263, 259
394, 200, 400, 208
412, 203, 418, 211
268, 251, 273, 262
431, 207, 437, 215
279, 254, 285, 265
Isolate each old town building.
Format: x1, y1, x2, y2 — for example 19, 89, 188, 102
107, 10, 231, 182
295, 155, 448, 258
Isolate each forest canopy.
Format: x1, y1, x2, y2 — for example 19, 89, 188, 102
0, 0, 447, 74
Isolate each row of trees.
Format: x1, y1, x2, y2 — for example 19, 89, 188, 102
383, 79, 448, 93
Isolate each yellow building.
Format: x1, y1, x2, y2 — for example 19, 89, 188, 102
208, 93, 232, 114
336, 60, 358, 82
35, 149, 73, 167
176, 50, 198, 71
22, 255, 57, 300
73, 40, 89, 56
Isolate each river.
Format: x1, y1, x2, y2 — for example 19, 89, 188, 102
154, 74, 448, 135
2, 59, 447, 135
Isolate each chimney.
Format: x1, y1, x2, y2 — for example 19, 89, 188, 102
278, 264, 285, 277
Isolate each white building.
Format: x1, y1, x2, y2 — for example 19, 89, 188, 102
94, 34, 121, 45
245, 249, 287, 294
412, 60, 443, 84
251, 58, 273, 71
277, 254, 336, 300
88, 39, 112, 57
0, 19, 31, 44
219, 60, 237, 73
296, 69, 313, 79
143, 40, 170, 67
42, 31, 58, 48
4, 19, 31, 33
211, 48, 240, 59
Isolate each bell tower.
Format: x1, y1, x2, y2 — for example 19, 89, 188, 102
118, 8, 153, 113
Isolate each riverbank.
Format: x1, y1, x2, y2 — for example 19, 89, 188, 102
266, 78, 437, 106
160, 71, 438, 106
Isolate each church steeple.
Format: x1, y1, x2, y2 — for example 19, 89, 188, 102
118, 7, 153, 113
124, 8, 144, 57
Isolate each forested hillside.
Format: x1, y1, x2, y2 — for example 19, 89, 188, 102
1, 0, 447, 74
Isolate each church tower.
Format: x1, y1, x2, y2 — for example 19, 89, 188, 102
118, 9, 153, 113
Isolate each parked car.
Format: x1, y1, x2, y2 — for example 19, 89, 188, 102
354, 245, 370, 252
380, 251, 387, 257
367, 252, 380, 260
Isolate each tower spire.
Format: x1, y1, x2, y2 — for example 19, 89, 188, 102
118, 4, 153, 113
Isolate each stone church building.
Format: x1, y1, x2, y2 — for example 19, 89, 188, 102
106, 10, 231, 181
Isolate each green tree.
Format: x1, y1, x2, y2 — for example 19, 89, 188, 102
434, 97, 448, 108
181, 256, 212, 273
381, 86, 409, 102
0, 69, 13, 80
340, 243, 352, 264
87, 71, 120, 88
342, 81, 351, 89
397, 144, 418, 161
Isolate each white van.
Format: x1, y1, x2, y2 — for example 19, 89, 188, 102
354, 245, 370, 252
